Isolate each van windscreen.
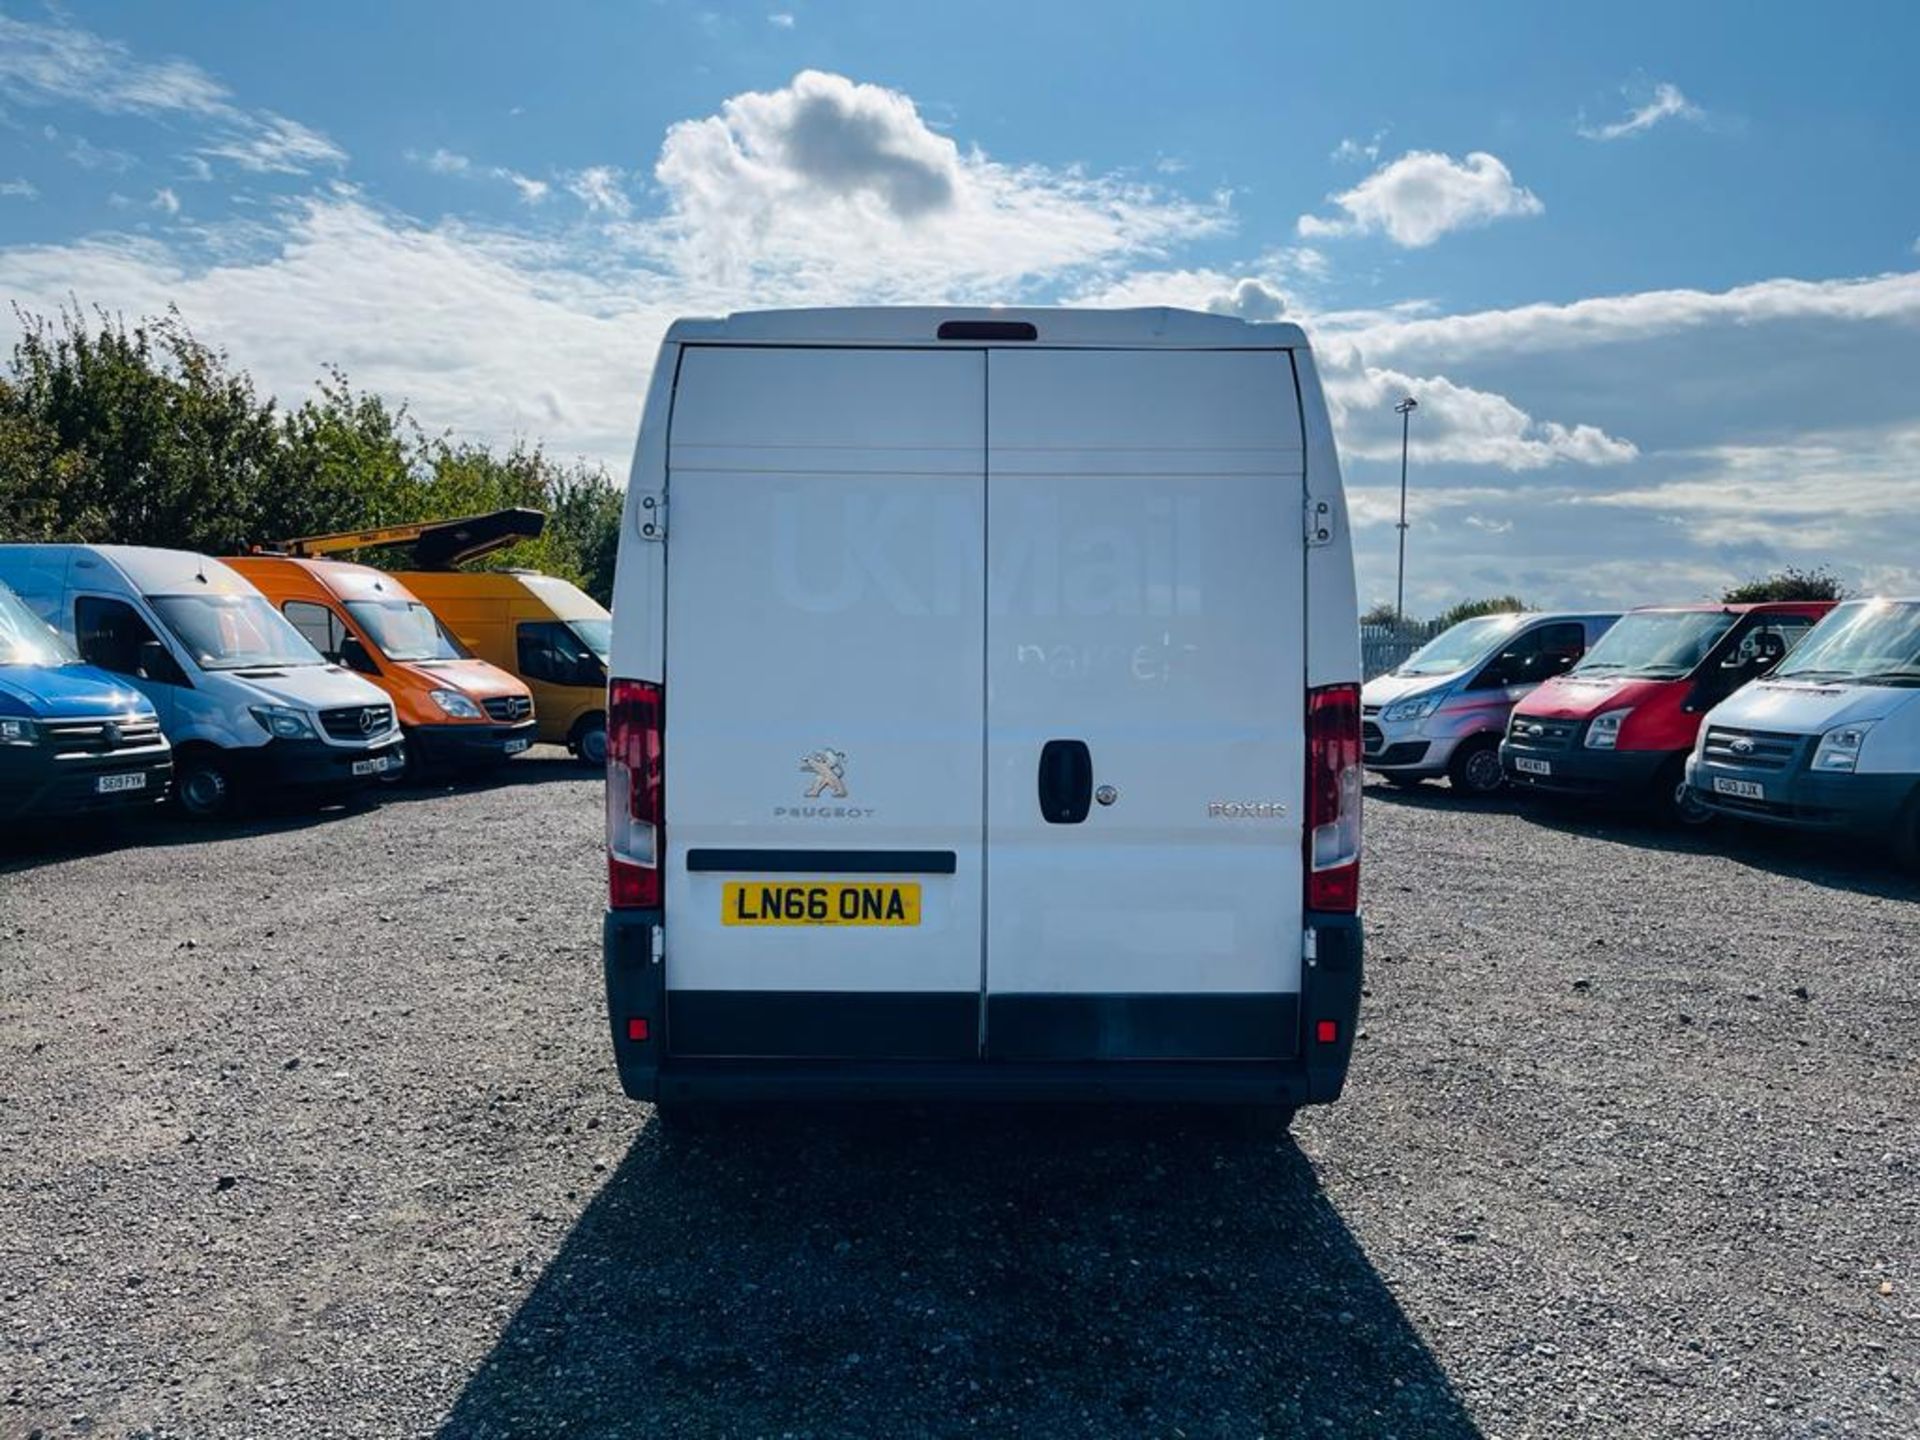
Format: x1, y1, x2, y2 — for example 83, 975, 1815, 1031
1775, 600, 1920, 684
1396, 614, 1524, 676
148, 593, 323, 670
567, 617, 610, 663
346, 599, 466, 662
1574, 610, 1735, 679
0, 583, 79, 666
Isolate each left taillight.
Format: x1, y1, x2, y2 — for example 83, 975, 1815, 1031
1305, 682, 1362, 913
607, 678, 663, 909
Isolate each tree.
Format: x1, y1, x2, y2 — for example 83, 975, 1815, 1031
1721, 567, 1848, 604
0, 305, 627, 605
1360, 601, 1402, 627
1433, 595, 1528, 631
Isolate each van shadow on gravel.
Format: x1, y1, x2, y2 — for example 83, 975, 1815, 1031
438, 1107, 1479, 1439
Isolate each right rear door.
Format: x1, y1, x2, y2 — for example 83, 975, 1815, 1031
982, 348, 1308, 1060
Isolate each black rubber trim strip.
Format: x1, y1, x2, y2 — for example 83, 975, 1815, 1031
685, 848, 958, 875
986, 993, 1301, 1061
668, 990, 978, 1060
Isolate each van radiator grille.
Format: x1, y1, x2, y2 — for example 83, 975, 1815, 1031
1701, 726, 1803, 772
319, 704, 394, 741
1506, 716, 1579, 751
483, 695, 532, 723
44, 714, 166, 755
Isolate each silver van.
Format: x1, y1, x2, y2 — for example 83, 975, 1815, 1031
1362, 611, 1619, 795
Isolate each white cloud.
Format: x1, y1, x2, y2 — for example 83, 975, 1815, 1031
1579, 82, 1704, 142
1324, 362, 1637, 471
768, 11, 796, 27
46, 125, 135, 172
495, 168, 549, 204
647, 69, 1224, 297
1331, 132, 1384, 165
411, 147, 550, 204
151, 186, 180, 216
419, 147, 472, 175
0, 12, 345, 175
566, 164, 631, 217
0, 12, 229, 115
0, 177, 37, 199
198, 112, 346, 175
1299, 150, 1542, 248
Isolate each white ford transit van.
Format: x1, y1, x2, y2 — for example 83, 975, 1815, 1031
603, 308, 1364, 1117
0, 545, 406, 817
1686, 597, 1920, 862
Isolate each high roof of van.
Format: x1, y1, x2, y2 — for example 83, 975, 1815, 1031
32, 544, 260, 598
1625, 601, 1836, 615
662, 306, 1311, 350
238, 555, 419, 604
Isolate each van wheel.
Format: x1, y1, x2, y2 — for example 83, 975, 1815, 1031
1448, 737, 1505, 797
573, 716, 608, 767
1661, 759, 1715, 827
174, 753, 235, 820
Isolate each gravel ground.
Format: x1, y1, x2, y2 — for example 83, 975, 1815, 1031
2, 757, 1916, 1439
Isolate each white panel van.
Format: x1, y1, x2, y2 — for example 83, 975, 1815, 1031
1686, 597, 1920, 862
0, 545, 407, 817
602, 308, 1363, 1118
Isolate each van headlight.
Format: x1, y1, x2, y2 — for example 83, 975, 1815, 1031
249, 705, 316, 740
0, 717, 40, 746
1811, 721, 1876, 773
430, 688, 483, 719
1381, 694, 1444, 723
1585, 708, 1634, 750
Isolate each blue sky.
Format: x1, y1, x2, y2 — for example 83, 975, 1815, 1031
2, 1, 1918, 612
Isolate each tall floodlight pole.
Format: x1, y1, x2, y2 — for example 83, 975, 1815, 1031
1393, 396, 1419, 624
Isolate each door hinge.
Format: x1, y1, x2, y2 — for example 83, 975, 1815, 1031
1303, 927, 1320, 967
1304, 497, 1335, 548
650, 925, 665, 965
637, 492, 667, 543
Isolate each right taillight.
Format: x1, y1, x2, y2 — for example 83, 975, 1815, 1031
607, 677, 663, 909
1305, 682, 1362, 913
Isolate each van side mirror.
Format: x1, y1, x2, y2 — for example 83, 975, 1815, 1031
137, 639, 184, 686
339, 635, 378, 675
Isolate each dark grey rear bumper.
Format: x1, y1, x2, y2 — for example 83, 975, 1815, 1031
603, 910, 1363, 1107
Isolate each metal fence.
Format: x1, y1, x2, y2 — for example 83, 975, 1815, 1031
1360, 620, 1445, 680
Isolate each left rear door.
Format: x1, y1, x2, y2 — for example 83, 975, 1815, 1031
661, 346, 989, 1061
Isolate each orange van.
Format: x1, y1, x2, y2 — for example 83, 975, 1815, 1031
227, 557, 537, 772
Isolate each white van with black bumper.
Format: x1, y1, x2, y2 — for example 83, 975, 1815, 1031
603, 308, 1364, 1117
1686, 597, 1920, 863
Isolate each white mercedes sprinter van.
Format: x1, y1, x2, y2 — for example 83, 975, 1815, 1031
0, 545, 406, 817
1686, 597, 1920, 862
603, 308, 1363, 1117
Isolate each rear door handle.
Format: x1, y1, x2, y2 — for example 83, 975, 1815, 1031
1038, 739, 1094, 824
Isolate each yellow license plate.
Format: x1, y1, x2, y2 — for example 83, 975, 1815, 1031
722, 881, 921, 927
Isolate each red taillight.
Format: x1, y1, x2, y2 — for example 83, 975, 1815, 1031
607, 678, 663, 909
1305, 682, 1362, 913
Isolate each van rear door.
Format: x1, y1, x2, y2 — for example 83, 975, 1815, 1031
982, 349, 1307, 1059
662, 347, 987, 1061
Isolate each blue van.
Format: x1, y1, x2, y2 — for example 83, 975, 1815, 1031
0, 577, 172, 820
